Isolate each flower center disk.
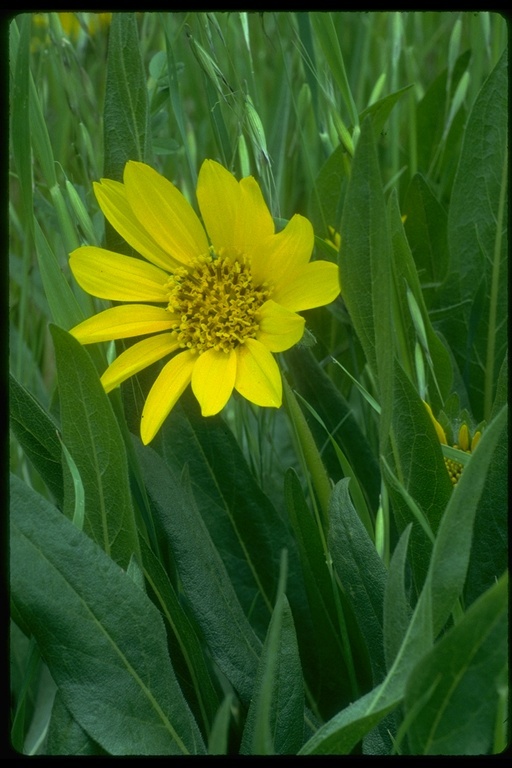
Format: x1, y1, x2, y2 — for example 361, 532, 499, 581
166, 254, 270, 354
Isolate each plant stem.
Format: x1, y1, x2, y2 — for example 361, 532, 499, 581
282, 375, 332, 528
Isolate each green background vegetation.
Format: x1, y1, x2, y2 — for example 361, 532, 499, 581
10, 12, 508, 756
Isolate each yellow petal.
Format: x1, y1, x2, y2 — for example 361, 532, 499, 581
271, 261, 340, 311
457, 423, 470, 452
197, 160, 274, 256
101, 333, 180, 393
238, 174, 275, 249
235, 338, 282, 407
191, 348, 237, 416
256, 300, 305, 352
69, 246, 169, 302
70, 305, 175, 343
94, 179, 182, 271
251, 214, 313, 287
140, 349, 196, 444
423, 401, 447, 444
124, 161, 209, 265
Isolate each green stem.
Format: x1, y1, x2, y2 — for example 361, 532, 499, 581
484, 151, 507, 421
282, 376, 332, 526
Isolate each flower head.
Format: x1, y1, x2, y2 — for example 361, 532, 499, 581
69, 160, 340, 444
423, 401, 482, 486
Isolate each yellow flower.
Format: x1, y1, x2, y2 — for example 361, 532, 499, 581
69, 160, 340, 444
32, 13, 112, 45
423, 401, 482, 486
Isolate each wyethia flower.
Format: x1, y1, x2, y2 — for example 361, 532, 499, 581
69, 160, 340, 444
424, 401, 482, 486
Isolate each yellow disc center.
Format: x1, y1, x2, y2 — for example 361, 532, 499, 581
166, 254, 270, 354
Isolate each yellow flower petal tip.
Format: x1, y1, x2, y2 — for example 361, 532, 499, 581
69, 160, 341, 441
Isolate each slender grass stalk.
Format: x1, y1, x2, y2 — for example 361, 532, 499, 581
484, 152, 508, 421
282, 376, 331, 525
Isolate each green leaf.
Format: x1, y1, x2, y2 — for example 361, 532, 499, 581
299, 406, 507, 754
133, 437, 262, 707
383, 525, 413, 672
286, 347, 381, 513
9, 373, 64, 506
47, 693, 108, 756
139, 536, 220, 734
34, 218, 85, 330
50, 325, 140, 569
160, 393, 306, 641
464, 405, 507, 607
310, 12, 359, 129
339, 116, 394, 445
403, 174, 449, 307
103, 12, 150, 180
308, 143, 349, 241
388, 188, 453, 411
438, 47, 508, 421
426, 404, 507, 636
404, 574, 508, 755
10, 474, 206, 755
490, 349, 508, 420
284, 469, 351, 717
299, 683, 400, 756
384, 362, 453, 592
103, 12, 151, 255
241, 554, 305, 755
329, 479, 387, 686
208, 695, 234, 756
359, 84, 414, 138
10, 15, 33, 235
415, 50, 471, 180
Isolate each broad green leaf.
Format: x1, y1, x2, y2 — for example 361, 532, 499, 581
208, 695, 234, 756
103, 12, 150, 180
298, 682, 401, 755
308, 143, 348, 242
10, 474, 206, 756
300, 406, 507, 754
139, 536, 220, 734
404, 574, 508, 755
339, 116, 394, 445
384, 362, 453, 592
464, 403, 507, 607
286, 347, 381, 513
9, 373, 64, 507
50, 325, 140, 570
426, 404, 507, 636
10, 626, 41, 753
134, 437, 262, 707
241, 555, 305, 755
284, 469, 352, 717
415, 50, 471, 180
359, 84, 414, 138
329, 479, 387, 685
160, 392, 308, 641
403, 174, 449, 308
437, 47, 507, 421
47, 693, 108, 756
383, 525, 413, 672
